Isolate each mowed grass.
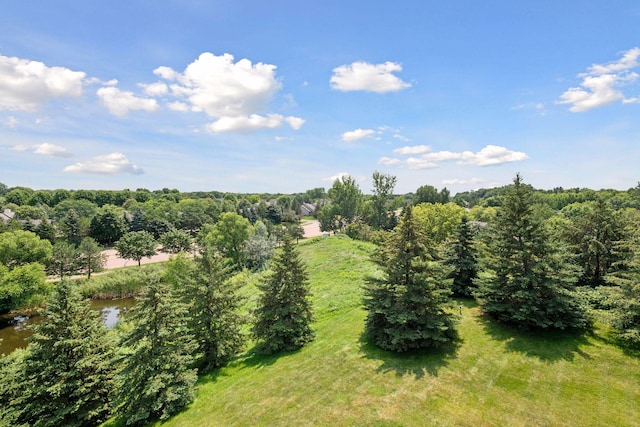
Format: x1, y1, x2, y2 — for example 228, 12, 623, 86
153, 235, 640, 427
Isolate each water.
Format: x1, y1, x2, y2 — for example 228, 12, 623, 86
0, 298, 136, 355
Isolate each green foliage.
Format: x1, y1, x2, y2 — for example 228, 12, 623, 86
0, 348, 26, 426
363, 206, 458, 352
7, 281, 115, 427
0, 262, 50, 313
48, 240, 80, 279
57, 209, 86, 246
476, 174, 589, 330
324, 174, 363, 231
0, 230, 52, 268
167, 251, 245, 371
607, 234, 640, 346
345, 220, 373, 242
412, 202, 465, 244
243, 221, 276, 271
115, 231, 157, 266
253, 235, 314, 354
90, 205, 128, 245
562, 199, 631, 286
158, 228, 192, 254
113, 276, 197, 425
76, 264, 162, 299
201, 212, 251, 268
445, 216, 479, 298
369, 171, 397, 230
78, 237, 106, 279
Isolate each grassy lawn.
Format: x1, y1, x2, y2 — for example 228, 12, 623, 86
140, 235, 639, 426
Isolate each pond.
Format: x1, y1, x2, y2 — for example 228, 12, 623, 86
0, 298, 136, 356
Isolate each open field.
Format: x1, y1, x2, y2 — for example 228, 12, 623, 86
117, 235, 640, 427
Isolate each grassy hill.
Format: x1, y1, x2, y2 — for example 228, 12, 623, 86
147, 235, 639, 426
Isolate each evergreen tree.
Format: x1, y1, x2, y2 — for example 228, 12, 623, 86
445, 216, 479, 298
58, 209, 84, 246
363, 206, 457, 352
243, 221, 276, 271
476, 174, 589, 330
607, 232, 640, 346
253, 235, 314, 354
169, 249, 245, 370
113, 275, 197, 425
9, 281, 115, 427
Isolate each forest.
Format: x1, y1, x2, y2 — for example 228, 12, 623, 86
1, 173, 639, 426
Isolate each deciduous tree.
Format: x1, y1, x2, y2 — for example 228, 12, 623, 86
115, 231, 157, 266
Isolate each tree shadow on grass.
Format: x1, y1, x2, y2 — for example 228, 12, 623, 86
479, 315, 592, 363
358, 333, 460, 379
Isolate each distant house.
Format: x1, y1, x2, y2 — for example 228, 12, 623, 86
299, 203, 317, 217
1, 209, 15, 223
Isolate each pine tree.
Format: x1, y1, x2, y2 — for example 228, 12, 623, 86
113, 275, 197, 425
253, 235, 314, 354
607, 233, 640, 346
476, 174, 589, 330
445, 216, 479, 298
170, 249, 245, 371
10, 281, 115, 427
363, 205, 457, 352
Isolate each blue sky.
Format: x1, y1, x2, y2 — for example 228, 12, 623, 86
1, 1, 639, 195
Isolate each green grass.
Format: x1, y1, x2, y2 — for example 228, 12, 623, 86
135, 235, 639, 426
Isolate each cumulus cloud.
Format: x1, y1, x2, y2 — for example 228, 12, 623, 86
206, 114, 304, 133
330, 61, 411, 93
150, 52, 304, 132
341, 128, 375, 142
324, 172, 351, 183
557, 47, 640, 112
139, 81, 168, 96
0, 54, 85, 111
381, 144, 527, 169
34, 142, 73, 157
378, 156, 402, 166
96, 86, 159, 116
63, 152, 143, 175
393, 144, 430, 155
10, 142, 72, 157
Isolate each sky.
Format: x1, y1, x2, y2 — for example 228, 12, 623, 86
1, 1, 639, 195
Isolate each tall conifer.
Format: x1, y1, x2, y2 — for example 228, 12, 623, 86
476, 174, 588, 330
363, 206, 457, 352
253, 235, 314, 354
11, 281, 115, 427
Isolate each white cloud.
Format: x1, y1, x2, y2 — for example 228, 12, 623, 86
341, 128, 375, 142
205, 114, 304, 133
167, 101, 190, 112
324, 172, 351, 183
393, 145, 430, 155
378, 156, 402, 166
34, 142, 73, 157
0, 54, 85, 112
557, 47, 640, 112
96, 86, 159, 116
442, 177, 485, 185
384, 144, 527, 168
330, 61, 411, 93
63, 152, 143, 175
10, 144, 30, 152
10, 142, 72, 157
139, 81, 168, 96
406, 157, 438, 169
155, 52, 281, 118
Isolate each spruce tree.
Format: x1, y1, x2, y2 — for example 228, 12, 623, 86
445, 216, 479, 298
607, 234, 640, 346
476, 174, 589, 330
363, 205, 457, 352
10, 281, 115, 427
113, 275, 197, 425
170, 249, 245, 371
253, 235, 314, 354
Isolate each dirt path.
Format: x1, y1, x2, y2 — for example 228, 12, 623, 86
101, 220, 324, 270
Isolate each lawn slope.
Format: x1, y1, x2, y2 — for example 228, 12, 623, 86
155, 235, 639, 427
